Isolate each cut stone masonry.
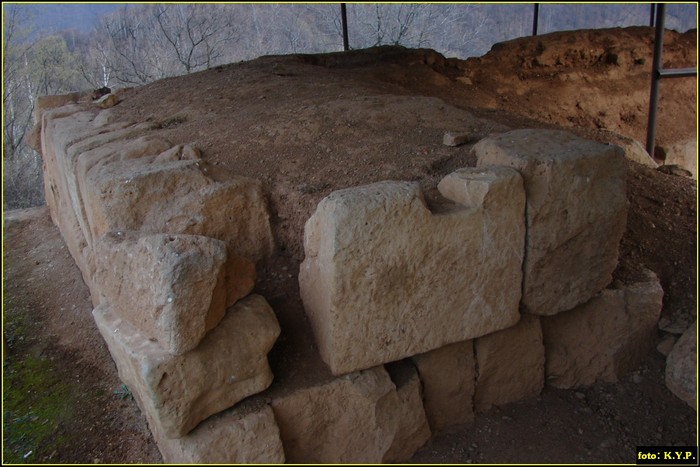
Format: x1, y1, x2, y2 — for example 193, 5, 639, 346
37, 93, 668, 463
474, 129, 628, 316
299, 166, 525, 375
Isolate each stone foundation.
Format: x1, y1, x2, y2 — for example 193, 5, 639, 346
37, 95, 668, 462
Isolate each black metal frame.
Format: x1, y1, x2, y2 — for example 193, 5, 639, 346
645, 3, 697, 156
341, 3, 349, 51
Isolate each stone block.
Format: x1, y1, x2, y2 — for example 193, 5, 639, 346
412, 341, 475, 432
383, 362, 432, 463
93, 294, 280, 438
35, 92, 83, 123
474, 129, 628, 315
83, 154, 274, 263
663, 138, 697, 178
299, 166, 524, 375
606, 134, 658, 168
443, 131, 472, 146
94, 232, 233, 355
666, 323, 696, 410
271, 365, 430, 464
95, 93, 118, 109
541, 273, 663, 388
474, 314, 544, 411
154, 401, 286, 463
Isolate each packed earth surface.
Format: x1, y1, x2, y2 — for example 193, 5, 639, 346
3, 26, 697, 463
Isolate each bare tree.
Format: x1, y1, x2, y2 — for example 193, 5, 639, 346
3, 5, 36, 162
349, 3, 432, 48
100, 6, 160, 85
151, 4, 236, 74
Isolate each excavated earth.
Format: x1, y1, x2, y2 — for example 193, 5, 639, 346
3, 26, 697, 463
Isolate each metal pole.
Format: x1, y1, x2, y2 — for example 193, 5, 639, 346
645, 4, 665, 156
658, 68, 697, 78
649, 3, 656, 27
341, 3, 349, 51
532, 3, 539, 36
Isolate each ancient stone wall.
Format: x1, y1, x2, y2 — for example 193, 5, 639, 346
38, 95, 673, 463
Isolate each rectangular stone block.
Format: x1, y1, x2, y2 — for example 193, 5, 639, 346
299, 166, 524, 375
474, 129, 628, 315
541, 272, 663, 388
84, 154, 274, 263
93, 294, 280, 438
271, 365, 430, 464
153, 401, 286, 463
95, 232, 230, 355
383, 362, 432, 463
474, 313, 544, 411
412, 341, 475, 432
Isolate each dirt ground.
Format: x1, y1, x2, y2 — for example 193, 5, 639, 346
3, 26, 697, 463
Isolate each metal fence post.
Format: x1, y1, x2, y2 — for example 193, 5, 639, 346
533, 3, 540, 36
341, 3, 349, 51
645, 4, 665, 156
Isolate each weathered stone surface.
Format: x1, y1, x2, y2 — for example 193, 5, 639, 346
412, 341, 475, 432
658, 316, 691, 335
606, 134, 658, 168
443, 131, 472, 146
299, 166, 524, 375
39, 106, 275, 308
383, 362, 432, 463
95, 93, 118, 109
474, 314, 544, 411
154, 401, 286, 463
40, 107, 102, 289
94, 232, 237, 355
35, 92, 84, 123
662, 138, 697, 178
83, 153, 273, 263
93, 294, 280, 438
541, 273, 663, 388
474, 129, 628, 315
657, 335, 678, 357
657, 164, 693, 177
271, 365, 429, 463
666, 323, 696, 410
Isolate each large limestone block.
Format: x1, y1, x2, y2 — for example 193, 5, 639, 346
83, 154, 273, 262
154, 402, 286, 463
474, 129, 628, 315
412, 341, 475, 432
271, 365, 430, 463
40, 108, 101, 279
383, 361, 432, 463
93, 294, 280, 438
474, 314, 544, 411
40, 106, 166, 293
299, 166, 524, 375
541, 273, 663, 388
94, 232, 240, 355
666, 323, 696, 410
